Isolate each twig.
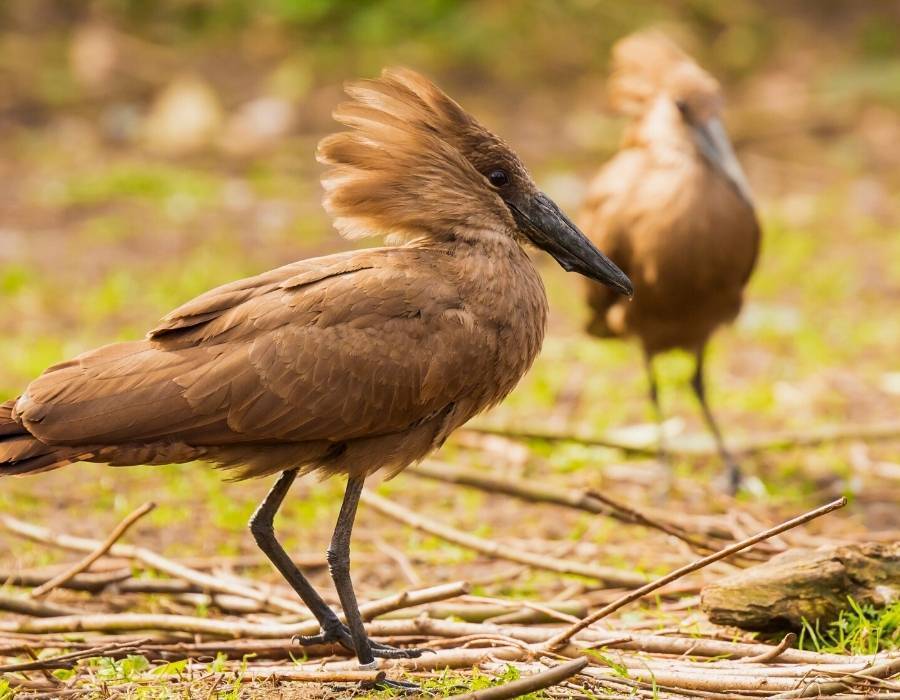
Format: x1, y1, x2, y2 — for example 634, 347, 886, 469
2, 568, 132, 592
461, 420, 900, 457
375, 537, 422, 586
31, 502, 156, 598
361, 490, 647, 588
365, 619, 856, 665
737, 633, 797, 664
239, 667, 386, 683
542, 497, 847, 650
0, 595, 80, 618
770, 657, 900, 698
0, 639, 149, 672
0, 581, 468, 638
443, 657, 589, 700
2, 515, 308, 615
408, 461, 726, 552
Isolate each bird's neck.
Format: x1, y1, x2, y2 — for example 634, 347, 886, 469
415, 234, 549, 329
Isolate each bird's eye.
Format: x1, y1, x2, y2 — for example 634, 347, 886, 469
488, 169, 509, 187
675, 99, 689, 117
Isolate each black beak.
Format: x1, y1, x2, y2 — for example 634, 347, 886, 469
511, 192, 633, 297
691, 118, 754, 206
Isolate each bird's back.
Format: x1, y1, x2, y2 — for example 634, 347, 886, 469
2, 242, 547, 479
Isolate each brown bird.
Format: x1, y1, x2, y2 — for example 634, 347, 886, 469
580, 33, 760, 492
1, 68, 631, 675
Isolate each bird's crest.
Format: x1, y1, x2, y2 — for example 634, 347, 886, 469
608, 31, 720, 117
318, 67, 521, 243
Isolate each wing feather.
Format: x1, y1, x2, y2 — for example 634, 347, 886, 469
17, 248, 494, 454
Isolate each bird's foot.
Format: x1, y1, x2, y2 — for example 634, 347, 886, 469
361, 677, 422, 694
293, 623, 425, 659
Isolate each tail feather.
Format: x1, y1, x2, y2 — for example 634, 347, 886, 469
0, 399, 72, 475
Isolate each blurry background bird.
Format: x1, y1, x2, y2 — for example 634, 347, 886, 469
0, 68, 630, 678
580, 31, 761, 493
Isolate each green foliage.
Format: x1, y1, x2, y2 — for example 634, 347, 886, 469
50, 162, 220, 208
799, 598, 900, 655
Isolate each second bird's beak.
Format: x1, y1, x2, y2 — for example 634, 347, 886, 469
512, 193, 633, 297
691, 118, 754, 206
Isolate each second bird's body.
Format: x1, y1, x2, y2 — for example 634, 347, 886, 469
582, 33, 760, 490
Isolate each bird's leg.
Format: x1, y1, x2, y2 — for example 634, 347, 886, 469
643, 351, 670, 466
250, 470, 421, 692
249, 469, 347, 643
690, 347, 742, 494
326, 475, 424, 667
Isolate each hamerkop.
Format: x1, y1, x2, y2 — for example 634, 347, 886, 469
581, 33, 760, 492
1, 68, 632, 672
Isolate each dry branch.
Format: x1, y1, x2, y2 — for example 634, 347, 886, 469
770, 657, 900, 698
0, 595, 80, 618
361, 489, 647, 588
462, 419, 900, 457
30, 502, 156, 598
0, 581, 468, 638
0, 639, 148, 673
1, 568, 132, 592
408, 461, 727, 551
364, 619, 855, 665
543, 497, 847, 650
2, 515, 308, 615
737, 633, 796, 663
443, 657, 589, 700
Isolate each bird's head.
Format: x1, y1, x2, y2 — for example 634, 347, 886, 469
609, 31, 753, 205
317, 67, 632, 297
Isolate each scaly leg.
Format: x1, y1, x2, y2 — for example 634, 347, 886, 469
248, 469, 421, 662
643, 350, 670, 466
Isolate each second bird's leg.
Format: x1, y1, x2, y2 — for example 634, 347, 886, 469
643, 351, 670, 466
327, 475, 423, 665
690, 346, 742, 494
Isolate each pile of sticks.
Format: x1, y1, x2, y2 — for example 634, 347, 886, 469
2, 488, 898, 699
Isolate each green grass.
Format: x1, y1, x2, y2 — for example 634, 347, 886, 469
798, 598, 900, 655
373, 664, 549, 699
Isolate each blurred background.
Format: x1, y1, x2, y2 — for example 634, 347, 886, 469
1, 1, 898, 569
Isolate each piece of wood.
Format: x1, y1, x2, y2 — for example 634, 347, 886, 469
701, 542, 900, 630
544, 498, 846, 650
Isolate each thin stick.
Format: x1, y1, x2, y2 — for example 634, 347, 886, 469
408, 461, 724, 552
0, 595, 80, 618
0, 581, 469, 638
0, 639, 149, 672
31, 502, 156, 598
443, 657, 589, 700
737, 633, 796, 664
770, 657, 900, 698
543, 497, 847, 650
2, 515, 307, 615
361, 490, 647, 588
461, 420, 900, 457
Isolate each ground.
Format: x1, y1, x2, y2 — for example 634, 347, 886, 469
1, 2, 899, 697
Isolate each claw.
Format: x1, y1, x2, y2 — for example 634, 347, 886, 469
292, 625, 425, 659
361, 677, 422, 694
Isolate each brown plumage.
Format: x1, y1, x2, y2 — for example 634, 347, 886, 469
1, 68, 630, 676
581, 32, 761, 491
